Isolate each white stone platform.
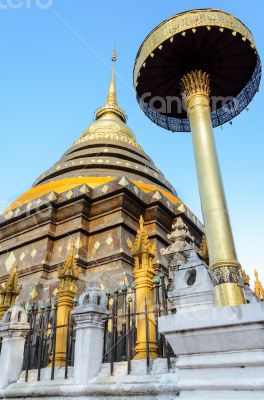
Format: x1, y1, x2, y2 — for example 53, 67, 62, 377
2, 303, 264, 399
0, 359, 179, 400
159, 302, 264, 399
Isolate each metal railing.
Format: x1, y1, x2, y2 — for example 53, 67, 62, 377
22, 299, 76, 382
102, 274, 174, 375
21, 273, 173, 381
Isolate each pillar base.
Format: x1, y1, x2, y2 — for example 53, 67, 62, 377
211, 261, 245, 306
49, 355, 66, 368
134, 341, 158, 360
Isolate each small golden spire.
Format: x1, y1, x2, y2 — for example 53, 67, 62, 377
254, 269, 264, 300
127, 216, 158, 359
2, 264, 20, 294
0, 263, 21, 320
105, 47, 118, 108
58, 241, 80, 291
95, 48, 127, 122
128, 216, 156, 258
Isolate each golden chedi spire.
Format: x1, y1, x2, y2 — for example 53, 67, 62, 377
105, 48, 118, 107
254, 269, 264, 301
95, 48, 127, 123
0, 264, 21, 320
128, 215, 156, 258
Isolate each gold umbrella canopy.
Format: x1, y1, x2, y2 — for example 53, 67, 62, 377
134, 9, 261, 132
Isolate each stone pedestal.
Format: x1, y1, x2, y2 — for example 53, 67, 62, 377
72, 281, 108, 384
159, 302, 264, 398
0, 304, 29, 389
168, 247, 214, 313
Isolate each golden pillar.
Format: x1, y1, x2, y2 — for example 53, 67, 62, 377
181, 70, 245, 307
128, 216, 158, 359
0, 264, 20, 320
54, 243, 80, 366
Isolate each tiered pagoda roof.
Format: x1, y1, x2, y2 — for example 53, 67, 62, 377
6, 51, 178, 213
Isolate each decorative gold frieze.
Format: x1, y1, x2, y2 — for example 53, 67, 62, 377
212, 264, 243, 286
73, 131, 142, 150
134, 9, 256, 85
211, 262, 245, 306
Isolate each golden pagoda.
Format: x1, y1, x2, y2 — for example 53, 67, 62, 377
0, 50, 205, 302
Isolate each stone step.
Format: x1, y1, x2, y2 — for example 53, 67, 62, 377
98, 358, 176, 378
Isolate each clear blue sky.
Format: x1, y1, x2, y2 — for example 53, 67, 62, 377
0, 0, 263, 282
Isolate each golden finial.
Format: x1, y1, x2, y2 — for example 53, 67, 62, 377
128, 216, 156, 258
139, 214, 144, 230
58, 241, 80, 294
95, 48, 127, 122
254, 269, 264, 300
105, 49, 118, 108
112, 47, 117, 62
